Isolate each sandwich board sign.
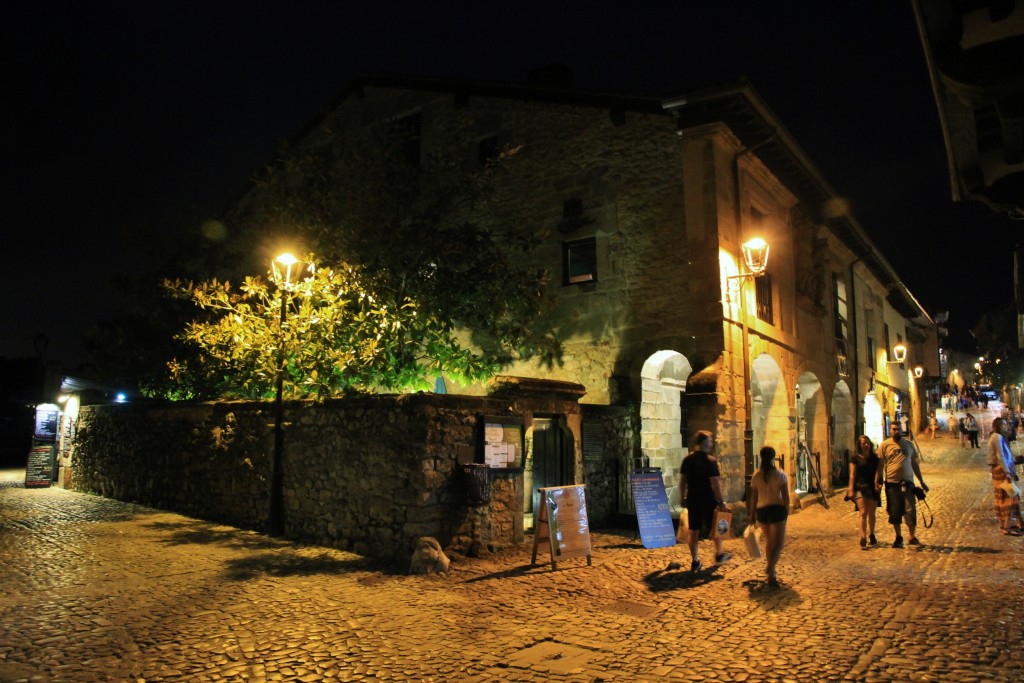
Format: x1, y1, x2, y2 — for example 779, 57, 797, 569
531, 484, 592, 569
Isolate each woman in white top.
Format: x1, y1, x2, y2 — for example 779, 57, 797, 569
746, 446, 790, 587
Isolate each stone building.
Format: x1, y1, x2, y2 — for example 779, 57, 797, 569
233, 73, 938, 520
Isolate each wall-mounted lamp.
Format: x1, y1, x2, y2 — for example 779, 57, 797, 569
887, 343, 907, 364
741, 237, 770, 275
913, 366, 924, 378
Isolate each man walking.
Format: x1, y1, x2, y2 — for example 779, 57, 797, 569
876, 422, 929, 548
679, 430, 732, 571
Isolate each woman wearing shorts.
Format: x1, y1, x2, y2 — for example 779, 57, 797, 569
747, 446, 790, 587
847, 435, 881, 547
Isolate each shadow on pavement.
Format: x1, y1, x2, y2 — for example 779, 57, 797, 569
741, 579, 801, 609
460, 563, 561, 583
221, 551, 372, 581
909, 544, 1000, 554
146, 520, 289, 551
642, 565, 724, 592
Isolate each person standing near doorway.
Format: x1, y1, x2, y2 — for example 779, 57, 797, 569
679, 430, 732, 572
876, 422, 929, 548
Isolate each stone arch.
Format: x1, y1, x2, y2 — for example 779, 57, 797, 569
864, 391, 885, 445
795, 372, 828, 493
831, 381, 856, 484
640, 350, 693, 512
751, 353, 789, 475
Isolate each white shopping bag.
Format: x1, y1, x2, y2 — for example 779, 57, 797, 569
743, 524, 761, 559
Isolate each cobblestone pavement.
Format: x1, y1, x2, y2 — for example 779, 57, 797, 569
2, 420, 1024, 682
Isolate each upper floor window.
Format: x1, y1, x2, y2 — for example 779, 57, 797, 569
396, 113, 422, 165
833, 276, 848, 342
478, 135, 499, 167
563, 237, 597, 285
755, 273, 774, 324
867, 337, 876, 370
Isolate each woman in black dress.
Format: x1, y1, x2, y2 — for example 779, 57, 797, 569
847, 435, 881, 548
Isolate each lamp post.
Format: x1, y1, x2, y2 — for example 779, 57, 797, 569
269, 252, 298, 537
727, 237, 770, 499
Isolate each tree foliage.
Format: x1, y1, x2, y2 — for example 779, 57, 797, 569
973, 304, 1024, 391
230, 121, 559, 373
168, 256, 503, 399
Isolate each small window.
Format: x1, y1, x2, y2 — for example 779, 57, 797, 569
755, 273, 774, 324
867, 338, 876, 370
563, 238, 597, 284
478, 135, 499, 166
396, 113, 421, 165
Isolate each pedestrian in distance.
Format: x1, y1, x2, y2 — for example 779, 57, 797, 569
876, 422, 929, 548
747, 446, 789, 587
847, 435, 880, 548
959, 416, 968, 447
966, 413, 980, 449
679, 430, 732, 572
928, 412, 938, 439
986, 417, 1023, 535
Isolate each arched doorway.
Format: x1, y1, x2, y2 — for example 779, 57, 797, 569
751, 354, 789, 478
832, 381, 855, 485
640, 350, 693, 512
864, 392, 884, 445
795, 372, 827, 494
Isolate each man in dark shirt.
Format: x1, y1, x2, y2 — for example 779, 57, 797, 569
679, 430, 732, 572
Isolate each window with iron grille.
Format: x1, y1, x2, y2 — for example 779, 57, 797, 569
755, 273, 773, 324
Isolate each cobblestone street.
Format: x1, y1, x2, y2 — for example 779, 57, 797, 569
2, 427, 1023, 682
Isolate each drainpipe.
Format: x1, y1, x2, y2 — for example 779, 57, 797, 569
733, 133, 775, 500
849, 254, 865, 438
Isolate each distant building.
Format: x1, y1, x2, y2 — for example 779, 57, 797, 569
232, 73, 938, 515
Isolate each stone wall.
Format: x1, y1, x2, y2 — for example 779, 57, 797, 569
70, 388, 630, 565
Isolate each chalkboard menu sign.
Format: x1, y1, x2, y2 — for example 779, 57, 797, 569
630, 469, 677, 549
479, 416, 524, 470
25, 445, 54, 488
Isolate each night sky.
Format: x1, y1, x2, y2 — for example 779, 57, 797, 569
3, 1, 1018, 367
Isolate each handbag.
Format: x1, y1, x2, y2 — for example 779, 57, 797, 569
1000, 479, 1021, 498
676, 508, 690, 542
743, 523, 761, 559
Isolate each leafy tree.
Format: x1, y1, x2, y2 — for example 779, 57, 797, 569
168, 256, 501, 399
227, 121, 559, 373
973, 304, 1024, 392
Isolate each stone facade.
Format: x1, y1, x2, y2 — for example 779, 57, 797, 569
227, 74, 937, 512
68, 383, 636, 564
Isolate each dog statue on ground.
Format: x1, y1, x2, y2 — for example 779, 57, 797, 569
408, 536, 450, 575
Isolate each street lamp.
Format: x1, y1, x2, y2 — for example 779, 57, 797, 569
727, 237, 770, 499
887, 343, 907, 364
914, 366, 924, 379
269, 252, 298, 536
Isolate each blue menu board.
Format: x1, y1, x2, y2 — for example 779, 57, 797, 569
630, 469, 676, 548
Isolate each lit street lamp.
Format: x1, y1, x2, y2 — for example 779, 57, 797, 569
887, 343, 907, 364
269, 252, 298, 536
727, 237, 770, 498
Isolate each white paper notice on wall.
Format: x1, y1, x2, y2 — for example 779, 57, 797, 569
485, 443, 515, 467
